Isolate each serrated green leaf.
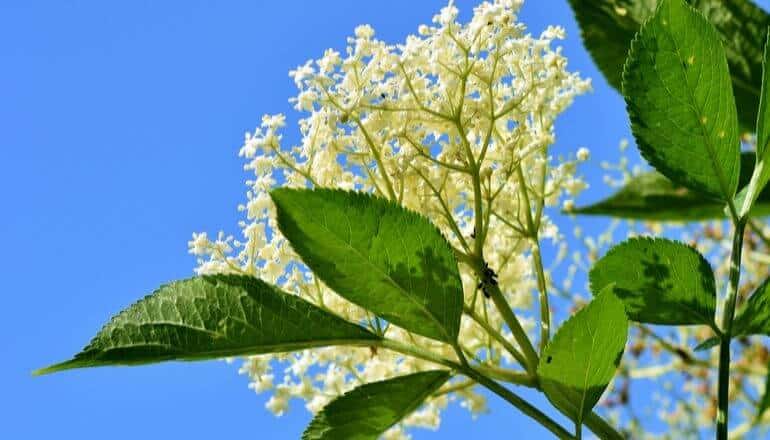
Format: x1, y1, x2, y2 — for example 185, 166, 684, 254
302, 370, 450, 440
590, 237, 717, 326
733, 277, 770, 337
741, 32, 770, 216
538, 289, 628, 426
570, 171, 726, 221
758, 32, 770, 161
568, 0, 769, 132
622, 0, 741, 200
35, 275, 378, 375
571, 153, 770, 221
271, 188, 463, 344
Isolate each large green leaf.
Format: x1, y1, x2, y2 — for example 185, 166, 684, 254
741, 33, 770, 216
623, 0, 741, 200
590, 237, 717, 326
568, 0, 769, 131
35, 275, 378, 375
758, 33, 770, 165
571, 153, 770, 221
271, 188, 463, 344
733, 277, 770, 337
538, 289, 628, 427
303, 370, 450, 440
570, 171, 728, 221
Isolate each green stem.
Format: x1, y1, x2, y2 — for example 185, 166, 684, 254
481, 365, 624, 439
379, 339, 572, 438
583, 412, 624, 440
378, 339, 460, 370
717, 338, 732, 439
432, 379, 475, 397
379, 338, 623, 439
463, 304, 530, 369
475, 364, 537, 387
514, 164, 550, 353
717, 219, 746, 440
354, 119, 397, 201
531, 240, 551, 353
461, 366, 574, 439
486, 283, 540, 373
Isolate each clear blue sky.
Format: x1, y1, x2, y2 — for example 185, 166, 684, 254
5, 1, 760, 438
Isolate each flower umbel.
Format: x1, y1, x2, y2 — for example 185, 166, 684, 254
190, 1, 590, 437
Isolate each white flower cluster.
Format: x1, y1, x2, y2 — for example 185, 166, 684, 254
189, 1, 590, 437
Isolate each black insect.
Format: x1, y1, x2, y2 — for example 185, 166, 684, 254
476, 260, 498, 299
546, 356, 552, 364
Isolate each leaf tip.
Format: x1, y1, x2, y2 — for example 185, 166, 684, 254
32, 360, 76, 377
693, 336, 720, 352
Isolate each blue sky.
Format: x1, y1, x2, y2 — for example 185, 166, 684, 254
4, 1, 761, 438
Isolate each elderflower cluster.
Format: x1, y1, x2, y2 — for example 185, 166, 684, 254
189, 1, 590, 437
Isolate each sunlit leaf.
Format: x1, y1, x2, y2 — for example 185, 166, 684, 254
271, 188, 463, 343
303, 371, 451, 440
623, 0, 741, 200
538, 289, 628, 426
740, 33, 770, 215
568, 0, 768, 131
590, 237, 717, 326
571, 153, 770, 221
35, 275, 378, 375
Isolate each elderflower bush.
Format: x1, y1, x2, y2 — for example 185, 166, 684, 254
37, 0, 770, 439
189, 1, 590, 432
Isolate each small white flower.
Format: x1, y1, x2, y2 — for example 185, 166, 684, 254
354, 24, 375, 39
188, 232, 210, 256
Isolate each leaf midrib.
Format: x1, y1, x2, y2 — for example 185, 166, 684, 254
91, 338, 382, 359
577, 317, 598, 422
42, 338, 383, 375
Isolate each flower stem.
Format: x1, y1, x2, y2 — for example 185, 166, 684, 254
379, 339, 573, 439
379, 337, 624, 439
463, 304, 530, 369
515, 163, 551, 353
716, 218, 746, 440
486, 283, 540, 373
583, 412, 623, 440
461, 365, 574, 439
531, 239, 551, 353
